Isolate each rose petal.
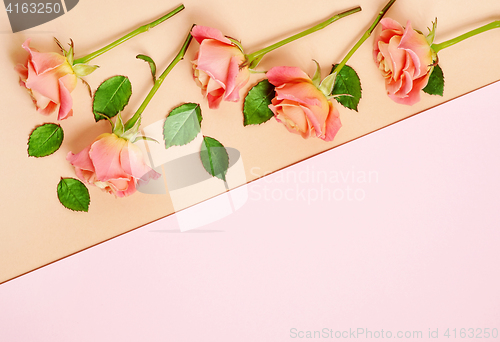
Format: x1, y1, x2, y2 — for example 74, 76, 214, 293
275, 82, 323, 107
107, 178, 131, 192
15, 63, 29, 81
399, 21, 433, 78
38, 101, 58, 116
278, 100, 310, 134
224, 56, 250, 102
323, 101, 342, 142
22, 39, 66, 75
88, 134, 129, 181
300, 104, 324, 138
389, 72, 430, 105
380, 18, 405, 32
384, 35, 406, 80
121, 141, 160, 181
192, 25, 233, 45
267, 66, 312, 87
30, 88, 52, 113
67, 146, 95, 183
373, 18, 405, 60
207, 87, 225, 109
25, 61, 60, 103
57, 75, 74, 120
398, 70, 414, 97
197, 40, 244, 87
115, 179, 137, 198
67, 146, 95, 172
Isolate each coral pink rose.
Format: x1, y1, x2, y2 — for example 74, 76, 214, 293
373, 18, 434, 105
15, 39, 78, 120
191, 25, 250, 109
67, 133, 161, 198
267, 66, 342, 142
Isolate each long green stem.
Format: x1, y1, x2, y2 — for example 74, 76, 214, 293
333, 0, 396, 75
124, 27, 194, 131
245, 6, 362, 69
431, 20, 500, 53
73, 4, 184, 65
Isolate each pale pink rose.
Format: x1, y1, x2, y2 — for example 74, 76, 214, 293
15, 39, 78, 120
373, 18, 434, 105
67, 133, 161, 198
191, 25, 250, 109
267, 66, 342, 142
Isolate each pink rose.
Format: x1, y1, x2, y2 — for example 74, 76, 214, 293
267, 66, 342, 142
15, 39, 78, 120
67, 133, 161, 198
373, 18, 434, 105
191, 25, 250, 109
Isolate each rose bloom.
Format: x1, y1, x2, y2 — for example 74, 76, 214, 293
67, 133, 161, 198
191, 25, 250, 109
373, 18, 434, 105
267, 66, 342, 142
15, 39, 78, 120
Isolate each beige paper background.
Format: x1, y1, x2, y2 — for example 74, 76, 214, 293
1, 0, 499, 284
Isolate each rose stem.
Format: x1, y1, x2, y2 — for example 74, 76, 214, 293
332, 0, 396, 76
431, 20, 500, 53
124, 26, 193, 131
73, 4, 184, 65
245, 6, 362, 69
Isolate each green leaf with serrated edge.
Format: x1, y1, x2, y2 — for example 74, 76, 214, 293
28, 123, 64, 157
330, 64, 362, 111
163, 103, 202, 149
422, 64, 444, 96
243, 80, 276, 126
136, 54, 157, 82
93, 76, 132, 122
57, 178, 90, 212
200, 136, 229, 181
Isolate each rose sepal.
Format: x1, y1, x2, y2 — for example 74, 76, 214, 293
318, 71, 337, 98
72, 64, 99, 77
55, 38, 99, 78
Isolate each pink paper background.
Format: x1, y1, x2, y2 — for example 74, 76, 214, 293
0, 79, 499, 340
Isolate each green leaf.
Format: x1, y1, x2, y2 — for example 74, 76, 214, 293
243, 79, 275, 126
163, 103, 203, 149
93, 76, 132, 122
330, 64, 362, 111
200, 136, 229, 181
422, 64, 444, 96
136, 54, 157, 82
57, 178, 90, 212
28, 123, 64, 157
